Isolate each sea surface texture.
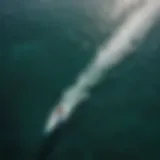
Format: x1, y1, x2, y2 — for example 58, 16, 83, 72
0, 0, 160, 159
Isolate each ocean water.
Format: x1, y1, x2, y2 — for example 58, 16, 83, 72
0, 1, 160, 159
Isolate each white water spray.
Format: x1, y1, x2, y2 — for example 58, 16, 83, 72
44, 0, 160, 134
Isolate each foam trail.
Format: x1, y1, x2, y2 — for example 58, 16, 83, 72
44, 1, 160, 135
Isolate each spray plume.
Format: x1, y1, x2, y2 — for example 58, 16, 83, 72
44, 0, 160, 135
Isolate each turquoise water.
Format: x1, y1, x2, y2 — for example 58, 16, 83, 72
0, 1, 160, 159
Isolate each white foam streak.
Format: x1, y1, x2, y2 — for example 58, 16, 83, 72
44, 1, 160, 134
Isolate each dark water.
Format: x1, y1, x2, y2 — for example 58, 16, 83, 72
0, 1, 160, 159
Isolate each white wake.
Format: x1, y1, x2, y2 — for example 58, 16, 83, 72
44, 0, 160, 134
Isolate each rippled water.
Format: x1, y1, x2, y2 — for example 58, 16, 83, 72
0, 0, 160, 159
